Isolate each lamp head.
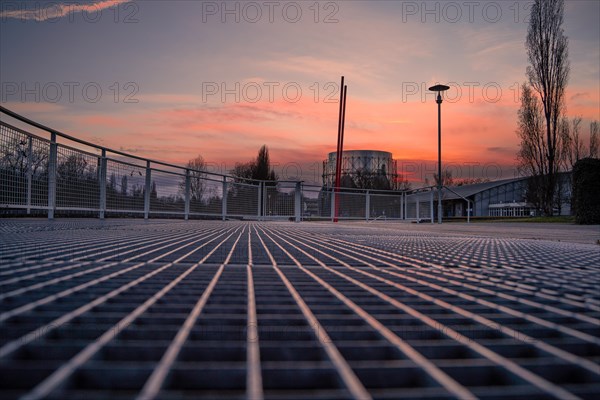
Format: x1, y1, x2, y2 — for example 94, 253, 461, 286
428, 84, 450, 92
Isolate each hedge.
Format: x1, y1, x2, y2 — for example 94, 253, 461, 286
572, 158, 600, 224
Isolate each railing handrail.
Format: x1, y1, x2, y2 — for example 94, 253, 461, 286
0, 106, 277, 186
1, 106, 422, 195
1, 106, 443, 223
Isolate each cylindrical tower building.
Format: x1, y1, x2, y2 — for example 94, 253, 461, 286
322, 150, 398, 190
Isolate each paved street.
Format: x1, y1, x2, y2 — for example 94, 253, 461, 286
1, 219, 599, 399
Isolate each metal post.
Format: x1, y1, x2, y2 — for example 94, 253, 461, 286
416, 199, 420, 222
221, 176, 228, 221
48, 133, 57, 220
429, 84, 449, 223
430, 188, 434, 224
294, 181, 302, 223
26, 136, 33, 214
144, 160, 151, 220
184, 169, 190, 220
330, 190, 336, 221
400, 192, 404, 220
262, 182, 267, 218
257, 181, 262, 219
333, 76, 345, 223
437, 93, 443, 224
99, 149, 107, 219
365, 190, 370, 221
467, 200, 471, 224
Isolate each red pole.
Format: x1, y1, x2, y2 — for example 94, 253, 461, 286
333, 76, 345, 222
335, 85, 348, 220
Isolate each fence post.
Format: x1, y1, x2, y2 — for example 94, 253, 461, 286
26, 136, 33, 215
144, 160, 151, 220
99, 149, 107, 219
400, 192, 404, 220
257, 181, 262, 219
365, 190, 370, 221
48, 133, 57, 220
184, 169, 190, 220
262, 182, 267, 218
222, 176, 227, 221
430, 189, 434, 224
467, 200, 471, 224
330, 190, 336, 221
416, 199, 420, 222
294, 182, 302, 222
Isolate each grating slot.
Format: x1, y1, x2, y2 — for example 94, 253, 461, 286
0, 361, 61, 389
179, 344, 246, 362
100, 343, 169, 362
71, 363, 153, 390
441, 365, 526, 387
353, 365, 433, 389
336, 344, 405, 361
261, 366, 341, 390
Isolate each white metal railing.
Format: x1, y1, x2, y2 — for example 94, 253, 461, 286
0, 106, 441, 222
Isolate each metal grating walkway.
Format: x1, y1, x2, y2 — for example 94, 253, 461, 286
0, 219, 599, 400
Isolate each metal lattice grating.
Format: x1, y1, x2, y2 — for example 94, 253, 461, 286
0, 219, 599, 400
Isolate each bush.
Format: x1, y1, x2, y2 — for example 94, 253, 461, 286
572, 158, 600, 224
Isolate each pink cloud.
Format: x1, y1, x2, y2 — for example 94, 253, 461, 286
0, 0, 129, 21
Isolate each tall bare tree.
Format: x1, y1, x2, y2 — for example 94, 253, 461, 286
560, 117, 599, 170
180, 155, 207, 202
568, 117, 583, 167
517, 84, 548, 211
590, 121, 599, 158
560, 116, 584, 170
428, 170, 454, 187
523, 0, 570, 215
396, 174, 412, 191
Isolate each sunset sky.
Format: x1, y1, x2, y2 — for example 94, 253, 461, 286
1, 0, 599, 185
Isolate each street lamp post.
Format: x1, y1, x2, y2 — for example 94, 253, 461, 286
428, 84, 450, 224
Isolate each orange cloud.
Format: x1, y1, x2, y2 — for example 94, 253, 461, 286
6, 79, 595, 186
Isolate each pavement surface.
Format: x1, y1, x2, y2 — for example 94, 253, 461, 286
359, 221, 600, 245
0, 219, 599, 399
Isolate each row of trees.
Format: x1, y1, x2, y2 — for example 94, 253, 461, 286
336, 165, 403, 191
516, 0, 599, 216
231, 145, 278, 182
1, 140, 302, 213
425, 170, 490, 188
177, 145, 279, 204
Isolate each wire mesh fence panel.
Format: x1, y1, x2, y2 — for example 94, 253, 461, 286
30, 136, 50, 207
369, 193, 403, 220
227, 181, 259, 217
149, 169, 185, 214
264, 183, 295, 218
55, 145, 100, 210
337, 191, 367, 219
4, 112, 440, 221
189, 177, 223, 217
105, 159, 146, 213
405, 200, 417, 219
0, 125, 30, 207
301, 186, 332, 220
418, 201, 432, 221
